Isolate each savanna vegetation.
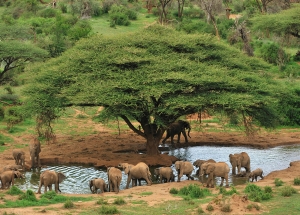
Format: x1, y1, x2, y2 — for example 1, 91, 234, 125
0, 0, 300, 156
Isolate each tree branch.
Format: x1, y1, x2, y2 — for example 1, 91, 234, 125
120, 115, 146, 138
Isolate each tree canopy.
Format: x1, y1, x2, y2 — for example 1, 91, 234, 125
25, 25, 289, 155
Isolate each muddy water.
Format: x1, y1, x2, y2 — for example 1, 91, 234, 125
15, 144, 300, 194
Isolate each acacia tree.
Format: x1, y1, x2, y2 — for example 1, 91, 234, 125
25, 25, 289, 155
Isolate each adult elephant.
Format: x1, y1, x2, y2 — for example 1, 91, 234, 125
29, 137, 41, 169
175, 161, 194, 182
0, 170, 25, 189
162, 120, 191, 144
118, 162, 152, 189
154, 167, 175, 183
12, 149, 25, 167
2, 165, 23, 173
107, 167, 122, 193
200, 162, 230, 188
37, 170, 66, 194
193, 159, 216, 177
229, 152, 251, 175
89, 178, 108, 194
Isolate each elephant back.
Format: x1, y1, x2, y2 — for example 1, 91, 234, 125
183, 161, 194, 174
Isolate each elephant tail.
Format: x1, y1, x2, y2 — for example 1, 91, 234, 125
89, 180, 93, 193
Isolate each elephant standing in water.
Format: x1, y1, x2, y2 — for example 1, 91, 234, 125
162, 120, 191, 144
193, 159, 216, 177
89, 178, 108, 194
37, 170, 66, 194
0, 170, 25, 189
200, 162, 230, 188
107, 167, 122, 193
229, 152, 251, 175
29, 137, 41, 169
175, 161, 194, 182
118, 162, 152, 189
12, 149, 25, 167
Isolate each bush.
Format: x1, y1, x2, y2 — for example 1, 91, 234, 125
197, 207, 205, 214
98, 205, 119, 214
64, 200, 74, 208
206, 204, 214, 211
109, 4, 131, 26
281, 185, 297, 197
219, 186, 238, 195
113, 197, 126, 205
176, 19, 214, 34
178, 184, 210, 199
41, 191, 57, 199
294, 177, 300, 185
264, 186, 273, 193
19, 190, 37, 202
7, 186, 24, 195
275, 178, 284, 186
97, 197, 108, 205
169, 188, 179, 194
38, 8, 57, 18
221, 204, 232, 212
244, 183, 272, 202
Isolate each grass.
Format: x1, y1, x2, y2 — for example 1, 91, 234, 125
139, 192, 153, 196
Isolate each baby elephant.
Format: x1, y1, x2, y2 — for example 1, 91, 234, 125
89, 178, 108, 194
249, 168, 264, 182
154, 167, 175, 183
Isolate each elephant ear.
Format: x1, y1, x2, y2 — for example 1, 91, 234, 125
175, 161, 181, 170
207, 165, 215, 174
58, 172, 66, 183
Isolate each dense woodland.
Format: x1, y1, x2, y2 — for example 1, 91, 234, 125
0, 0, 300, 155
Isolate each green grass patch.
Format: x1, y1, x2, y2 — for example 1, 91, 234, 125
280, 185, 297, 197
177, 184, 211, 199
140, 192, 153, 196
96, 197, 108, 205
244, 183, 273, 202
294, 177, 300, 185
6, 186, 24, 195
64, 200, 74, 208
219, 186, 238, 196
113, 197, 126, 205
275, 178, 284, 186
97, 205, 119, 214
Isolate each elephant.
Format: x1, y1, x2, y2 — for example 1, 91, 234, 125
229, 152, 251, 175
0, 170, 25, 189
107, 167, 122, 193
154, 167, 175, 183
118, 163, 142, 187
249, 168, 264, 182
29, 137, 41, 169
12, 149, 25, 167
175, 160, 194, 182
162, 120, 191, 144
37, 170, 66, 194
89, 178, 108, 194
2, 165, 23, 173
118, 162, 152, 189
200, 162, 230, 188
193, 159, 216, 177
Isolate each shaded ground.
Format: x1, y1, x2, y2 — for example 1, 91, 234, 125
0, 114, 300, 214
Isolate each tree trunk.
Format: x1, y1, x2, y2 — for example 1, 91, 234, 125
146, 135, 161, 155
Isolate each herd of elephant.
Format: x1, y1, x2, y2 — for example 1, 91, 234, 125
0, 146, 264, 194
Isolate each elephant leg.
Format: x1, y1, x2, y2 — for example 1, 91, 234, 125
220, 177, 224, 187
187, 174, 194, 180
170, 135, 175, 144
126, 176, 131, 189
44, 185, 48, 193
177, 133, 181, 143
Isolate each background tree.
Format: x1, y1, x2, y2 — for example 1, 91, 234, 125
157, 0, 173, 24
25, 25, 289, 155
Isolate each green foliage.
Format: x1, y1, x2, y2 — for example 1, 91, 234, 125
6, 186, 24, 195
264, 186, 273, 193
275, 178, 284, 186
169, 188, 179, 194
109, 4, 136, 27
178, 184, 211, 199
96, 198, 108, 205
219, 186, 238, 195
5, 106, 25, 130
197, 207, 205, 214
38, 8, 57, 18
176, 19, 214, 34
244, 183, 272, 202
68, 19, 92, 41
98, 205, 119, 214
140, 192, 153, 196
281, 185, 297, 197
19, 190, 37, 202
64, 200, 74, 208
113, 197, 126, 205
40, 191, 57, 200
294, 177, 300, 185
247, 203, 260, 211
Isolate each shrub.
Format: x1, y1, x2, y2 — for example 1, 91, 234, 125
7, 186, 23, 195
113, 197, 126, 205
264, 186, 273, 193
169, 188, 179, 194
294, 177, 300, 185
109, 4, 131, 26
64, 200, 74, 208
275, 178, 284, 186
247, 203, 260, 211
19, 190, 37, 202
41, 191, 57, 199
206, 204, 214, 211
281, 185, 297, 197
38, 8, 57, 18
98, 205, 119, 214
219, 186, 238, 195
178, 184, 210, 199
97, 197, 108, 205
197, 207, 205, 214
221, 204, 232, 212
244, 183, 272, 202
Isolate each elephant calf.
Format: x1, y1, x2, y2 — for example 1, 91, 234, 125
0, 170, 25, 189
12, 149, 26, 167
249, 168, 264, 182
175, 161, 194, 182
107, 167, 122, 193
154, 167, 175, 183
89, 178, 108, 194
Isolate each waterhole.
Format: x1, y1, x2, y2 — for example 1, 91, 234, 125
14, 144, 300, 194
